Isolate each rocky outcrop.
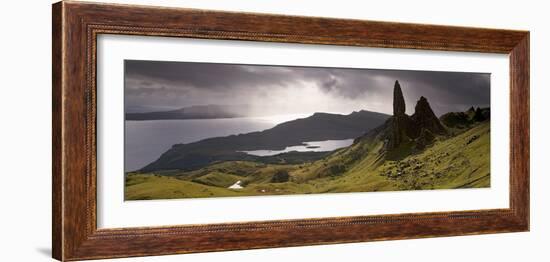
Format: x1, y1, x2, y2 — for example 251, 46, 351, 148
439, 112, 471, 128
439, 107, 490, 129
388, 114, 417, 150
387, 81, 447, 152
411, 96, 447, 136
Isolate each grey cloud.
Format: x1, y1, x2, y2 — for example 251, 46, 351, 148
124, 60, 490, 116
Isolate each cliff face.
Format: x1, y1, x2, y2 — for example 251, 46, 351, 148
387, 81, 448, 151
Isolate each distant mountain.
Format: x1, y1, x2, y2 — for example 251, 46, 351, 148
139, 110, 390, 172
126, 104, 248, 120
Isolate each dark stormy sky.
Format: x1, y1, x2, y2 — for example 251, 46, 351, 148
124, 60, 490, 117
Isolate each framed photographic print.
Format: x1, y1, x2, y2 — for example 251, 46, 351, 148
52, 1, 529, 261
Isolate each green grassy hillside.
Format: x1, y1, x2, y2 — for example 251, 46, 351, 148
125, 121, 490, 200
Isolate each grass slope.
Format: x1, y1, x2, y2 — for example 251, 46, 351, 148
125, 122, 490, 200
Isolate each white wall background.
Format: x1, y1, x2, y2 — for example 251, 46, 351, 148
0, 0, 547, 261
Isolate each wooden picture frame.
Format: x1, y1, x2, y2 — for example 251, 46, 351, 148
52, 1, 529, 261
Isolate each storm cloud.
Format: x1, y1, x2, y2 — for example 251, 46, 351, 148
124, 60, 490, 116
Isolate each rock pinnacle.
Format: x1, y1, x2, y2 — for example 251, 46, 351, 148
393, 80, 406, 116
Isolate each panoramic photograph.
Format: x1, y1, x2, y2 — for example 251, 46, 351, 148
124, 60, 491, 200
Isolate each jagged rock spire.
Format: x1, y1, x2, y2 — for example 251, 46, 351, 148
393, 80, 406, 116
411, 96, 447, 135
387, 81, 447, 152
389, 80, 409, 150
